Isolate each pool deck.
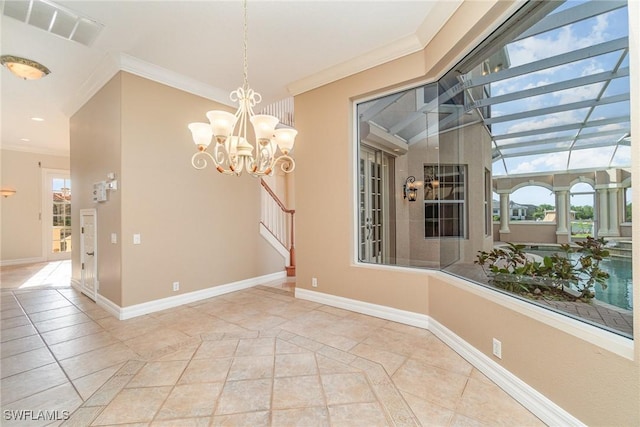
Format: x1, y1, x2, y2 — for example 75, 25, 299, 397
445, 263, 633, 338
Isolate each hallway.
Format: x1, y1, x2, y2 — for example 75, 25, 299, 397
1, 266, 542, 426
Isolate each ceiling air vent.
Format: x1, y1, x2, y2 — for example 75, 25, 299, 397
2, 0, 103, 47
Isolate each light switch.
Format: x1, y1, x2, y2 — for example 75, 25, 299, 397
111, 233, 117, 244
133, 234, 141, 244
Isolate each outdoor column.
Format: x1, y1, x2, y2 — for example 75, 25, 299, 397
499, 192, 510, 234
556, 190, 568, 233
608, 188, 620, 236
598, 188, 609, 236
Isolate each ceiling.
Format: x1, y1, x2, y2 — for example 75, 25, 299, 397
1, 0, 462, 155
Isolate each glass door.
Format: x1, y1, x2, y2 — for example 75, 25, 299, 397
359, 146, 386, 263
43, 170, 72, 261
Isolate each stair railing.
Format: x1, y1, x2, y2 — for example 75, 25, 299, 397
260, 179, 295, 275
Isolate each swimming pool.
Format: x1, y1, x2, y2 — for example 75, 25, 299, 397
526, 247, 633, 311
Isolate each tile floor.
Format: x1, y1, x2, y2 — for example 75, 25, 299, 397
1, 263, 545, 426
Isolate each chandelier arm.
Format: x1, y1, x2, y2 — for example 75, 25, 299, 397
192, 150, 236, 175
275, 154, 296, 173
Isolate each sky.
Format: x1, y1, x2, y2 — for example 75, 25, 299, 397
487, 1, 630, 177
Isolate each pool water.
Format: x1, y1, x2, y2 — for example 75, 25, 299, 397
527, 248, 633, 311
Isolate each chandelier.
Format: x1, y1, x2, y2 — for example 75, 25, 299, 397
188, 0, 297, 176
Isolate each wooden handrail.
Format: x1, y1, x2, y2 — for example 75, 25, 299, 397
260, 179, 294, 214
260, 178, 296, 276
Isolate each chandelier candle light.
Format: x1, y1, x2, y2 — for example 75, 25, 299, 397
188, 0, 297, 176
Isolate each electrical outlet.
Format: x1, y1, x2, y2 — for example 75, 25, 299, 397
311, 277, 318, 287
492, 338, 502, 359
172, 282, 179, 292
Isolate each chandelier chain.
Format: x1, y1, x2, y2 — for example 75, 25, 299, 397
187, 0, 297, 176
242, 0, 249, 89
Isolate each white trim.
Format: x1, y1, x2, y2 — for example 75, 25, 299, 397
295, 288, 429, 329
118, 54, 233, 107
61, 52, 120, 117
0, 257, 46, 267
429, 317, 586, 427
0, 145, 70, 157
432, 271, 634, 360
287, 1, 464, 96
62, 52, 235, 118
259, 223, 290, 266
70, 278, 82, 292
293, 287, 584, 427
96, 271, 286, 320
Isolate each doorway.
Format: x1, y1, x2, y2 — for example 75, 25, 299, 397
358, 145, 394, 263
42, 169, 72, 261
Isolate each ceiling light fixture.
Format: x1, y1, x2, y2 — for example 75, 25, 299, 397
31, 117, 45, 122
1, 188, 17, 198
187, 0, 297, 177
1, 55, 50, 80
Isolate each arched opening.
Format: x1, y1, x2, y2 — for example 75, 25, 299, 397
511, 185, 555, 221
570, 182, 595, 239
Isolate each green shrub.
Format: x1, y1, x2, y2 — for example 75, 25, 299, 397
475, 237, 610, 301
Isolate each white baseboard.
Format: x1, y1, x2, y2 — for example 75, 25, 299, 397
428, 318, 585, 427
96, 271, 286, 320
294, 288, 583, 427
295, 288, 429, 329
70, 278, 82, 292
0, 257, 46, 267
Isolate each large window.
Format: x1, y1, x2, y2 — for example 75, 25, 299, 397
356, 0, 632, 338
424, 164, 466, 238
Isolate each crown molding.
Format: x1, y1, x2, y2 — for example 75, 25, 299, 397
62, 52, 234, 118
118, 53, 233, 107
287, 0, 463, 96
61, 52, 121, 117
1, 143, 70, 157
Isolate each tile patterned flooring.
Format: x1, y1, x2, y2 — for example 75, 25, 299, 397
1, 264, 545, 426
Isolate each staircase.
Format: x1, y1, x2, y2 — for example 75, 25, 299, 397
258, 97, 297, 276
260, 178, 296, 276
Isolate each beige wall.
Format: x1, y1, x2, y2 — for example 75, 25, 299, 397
294, 0, 639, 425
70, 72, 284, 308
70, 74, 123, 304
1, 149, 69, 263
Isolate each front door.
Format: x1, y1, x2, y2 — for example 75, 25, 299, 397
80, 209, 97, 301
43, 170, 72, 261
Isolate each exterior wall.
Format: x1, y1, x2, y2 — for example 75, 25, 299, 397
403, 122, 493, 266
1, 149, 69, 264
500, 222, 557, 244
70, 72, 284, 308
294, 0, 639, 425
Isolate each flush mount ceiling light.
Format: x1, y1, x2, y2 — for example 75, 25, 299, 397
1, 55, 50, 80
1, 188, 17, 198
188, 0, 297, 177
